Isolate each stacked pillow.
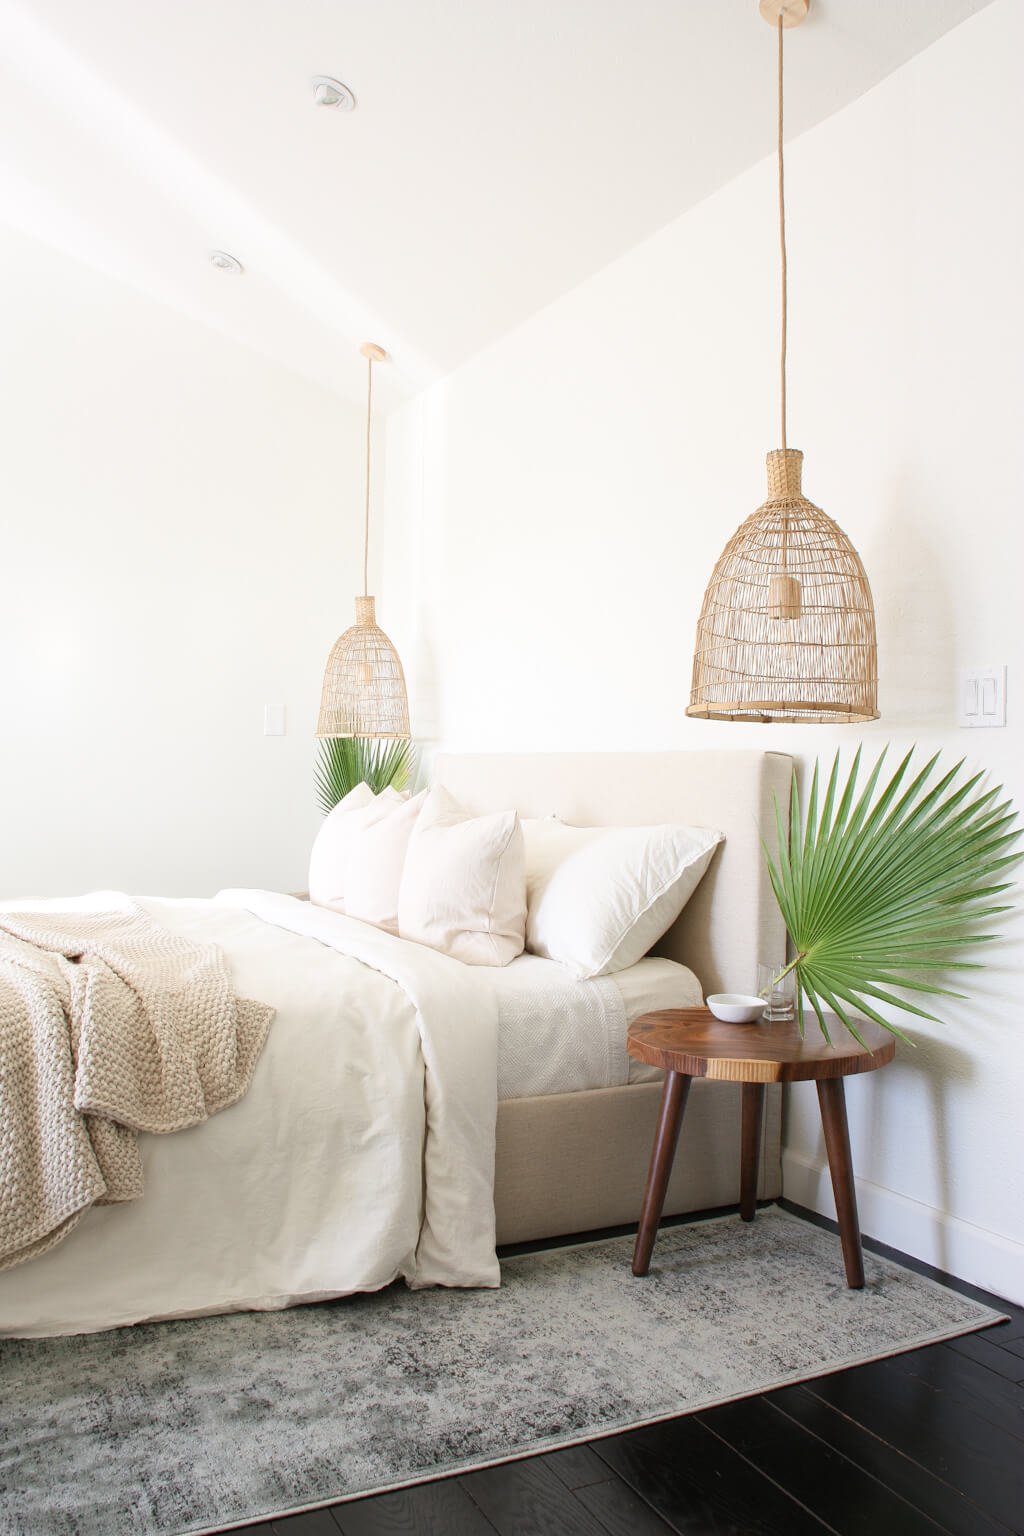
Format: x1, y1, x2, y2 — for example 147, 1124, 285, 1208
308, 782, 722, 975
521, 817, 723, 978
399, 785, 526, 966
308, 783, 405, 914
344, 790, 427, 934
308, 783, 526, 966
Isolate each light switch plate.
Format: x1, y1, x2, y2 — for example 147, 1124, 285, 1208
958, 666, 1006, 728
263, 704, 287, 736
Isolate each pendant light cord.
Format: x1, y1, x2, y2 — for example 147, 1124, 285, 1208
362, 351, 374, 599
777, 14, 788, 452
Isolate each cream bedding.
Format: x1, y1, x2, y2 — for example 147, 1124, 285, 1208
492, 953, 701, 1099
0, 891, 499, 1338
0, 895, 273, 1273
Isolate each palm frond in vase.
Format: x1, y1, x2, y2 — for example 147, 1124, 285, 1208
764, 746, 1020, 1045
314, 738, 416, 816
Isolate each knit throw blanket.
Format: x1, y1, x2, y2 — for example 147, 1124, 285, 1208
0, 900, 274, 1273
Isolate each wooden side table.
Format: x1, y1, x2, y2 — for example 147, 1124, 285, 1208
627, 1007, 896, 1288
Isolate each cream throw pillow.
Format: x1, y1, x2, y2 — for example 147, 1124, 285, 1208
344, 789, 427, 935
522, 817, 723, 978
308, 783, 403, 913
399, 785, 526, 966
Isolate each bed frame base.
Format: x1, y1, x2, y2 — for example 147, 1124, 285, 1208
494, 1079, 782, 1246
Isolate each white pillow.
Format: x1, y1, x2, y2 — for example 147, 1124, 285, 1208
399, 785, 526, 967
522, 817, 723, 978
344, 789, 427, 935
308, 783, 403, 913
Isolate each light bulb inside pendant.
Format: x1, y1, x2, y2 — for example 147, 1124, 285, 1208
769, 575, 801, 622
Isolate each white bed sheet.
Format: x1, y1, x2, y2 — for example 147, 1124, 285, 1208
493, 952, 701, 1100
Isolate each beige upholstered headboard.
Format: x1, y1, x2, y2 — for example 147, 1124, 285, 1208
432, 750, 793, 997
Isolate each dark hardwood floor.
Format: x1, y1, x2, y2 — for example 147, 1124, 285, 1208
229, 1204, 1024, 1536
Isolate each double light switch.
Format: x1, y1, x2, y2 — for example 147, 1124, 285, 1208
959, 667, 1007, 728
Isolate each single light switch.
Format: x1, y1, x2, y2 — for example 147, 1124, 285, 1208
959, 667, 1006, 728
263, 704, 287, 736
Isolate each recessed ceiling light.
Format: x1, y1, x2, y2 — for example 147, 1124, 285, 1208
209, 250, 243, 275
311, 76, 356, 111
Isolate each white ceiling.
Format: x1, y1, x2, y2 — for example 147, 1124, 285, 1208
0, 0, 994, 409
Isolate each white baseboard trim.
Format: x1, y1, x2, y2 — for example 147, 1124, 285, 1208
781, 1149, 1024, 1307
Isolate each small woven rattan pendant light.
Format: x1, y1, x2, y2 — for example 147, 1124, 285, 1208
317, 343, 411, 740
686, 0, 878, 724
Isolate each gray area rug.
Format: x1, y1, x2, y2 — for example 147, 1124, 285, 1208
0, 1207, 1004, 1536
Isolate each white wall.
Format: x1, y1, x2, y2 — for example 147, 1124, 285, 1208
1, 223, 369, 898
385, 0, 1024, 1300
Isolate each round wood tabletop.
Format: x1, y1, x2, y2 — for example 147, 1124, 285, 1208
627, 1007, 896, 1084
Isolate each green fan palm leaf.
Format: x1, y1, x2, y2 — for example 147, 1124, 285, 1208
314, 737, 416, 815
764, 747, 1020, 1043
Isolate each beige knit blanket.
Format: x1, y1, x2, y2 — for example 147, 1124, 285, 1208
0, 899, 274, 1272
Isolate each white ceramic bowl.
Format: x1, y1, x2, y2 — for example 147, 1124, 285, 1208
706, 993, 766, 1024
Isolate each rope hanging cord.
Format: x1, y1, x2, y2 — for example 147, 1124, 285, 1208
776, 13, 792, 586
362, 352, 373, 599
777, 15, 787, 454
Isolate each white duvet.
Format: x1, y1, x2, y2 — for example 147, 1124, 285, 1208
0, 891, 500, 1338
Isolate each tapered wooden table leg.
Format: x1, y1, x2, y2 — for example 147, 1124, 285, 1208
632, 1071, 691, 1276
816, 1077, 865, 1289
740, 1082, 765, 1221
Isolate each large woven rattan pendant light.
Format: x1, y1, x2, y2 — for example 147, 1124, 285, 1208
686, 0, 878, 724
317, 343, 411, 740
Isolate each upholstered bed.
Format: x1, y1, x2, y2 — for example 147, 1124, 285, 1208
0, 749, 791, 1338
434, 751, 793, 1243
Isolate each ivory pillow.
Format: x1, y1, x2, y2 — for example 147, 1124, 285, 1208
344, 790, 427, 935
522, 817, 723, 978
308, 784, 404, 913
398, 786, 526, 967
